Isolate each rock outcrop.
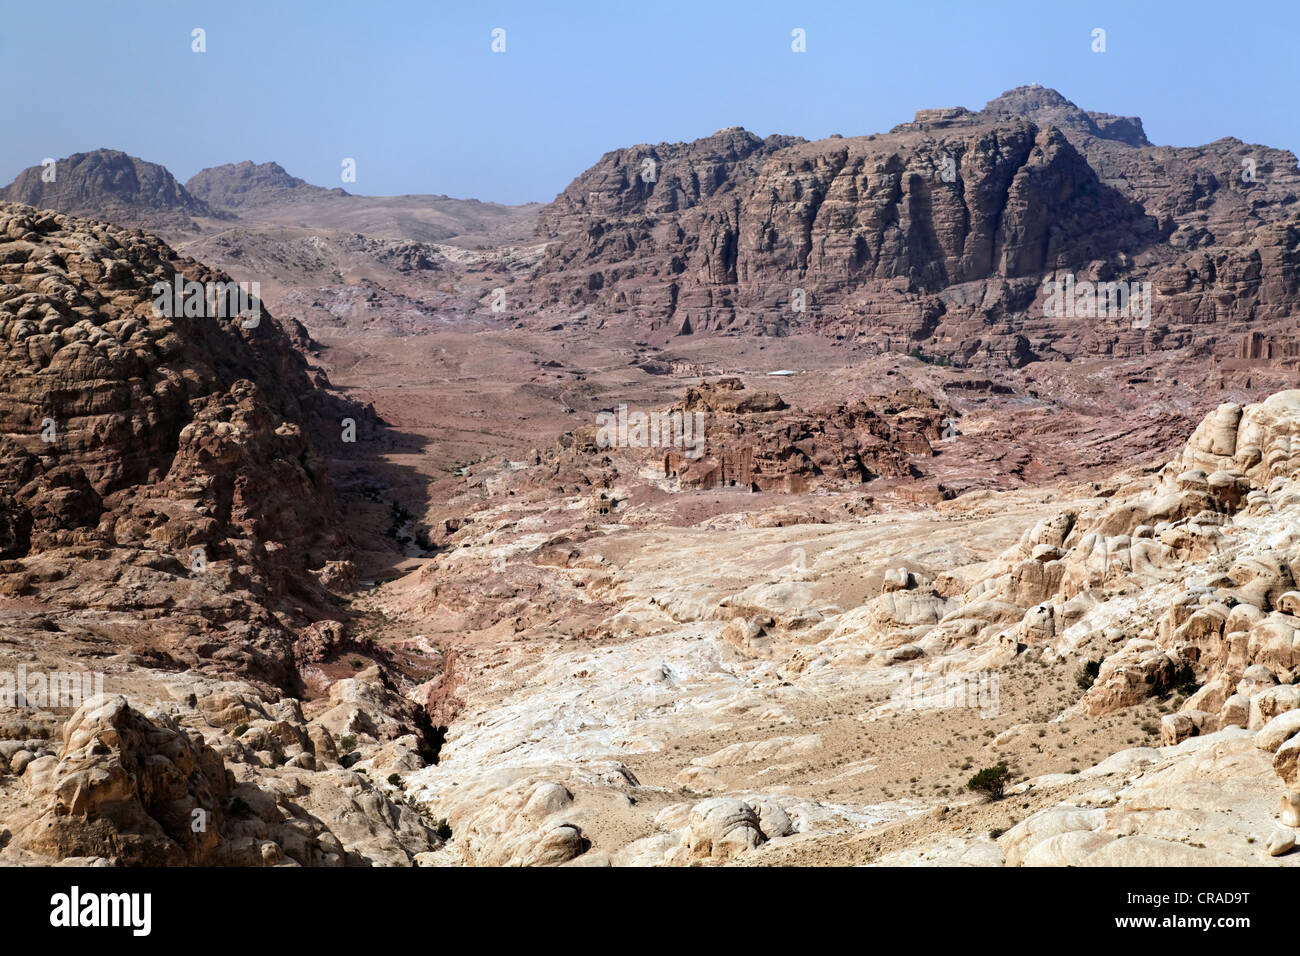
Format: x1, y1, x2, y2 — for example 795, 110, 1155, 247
2, 150, 216, 232
0, 201, 354, 689
3, 682, 444, 866
524, 87, 1300, 368
186, 161, 350, 211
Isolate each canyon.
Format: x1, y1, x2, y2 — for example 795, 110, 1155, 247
1, 85, 1299, 867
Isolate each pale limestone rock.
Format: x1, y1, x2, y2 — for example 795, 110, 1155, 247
672, 798, 766, 862
748, 796, 795, 839
453, 779, 588, 867
1255, 710, 1300, 753
1250, 685, 1300, 730
689, 734, 822, 769
1280, 792, 1300, 828
881, 567, 914, 592
1273, 733, 1300, 791
1220, 693, 1251, 728
1267, 830, 1295, 856
1000, 807, 1107, 867
1161, 713, 1197, 745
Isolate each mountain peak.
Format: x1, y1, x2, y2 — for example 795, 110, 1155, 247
0, 149, 212, 229
983, 84, 1079, 113
186, 161, 349, 210
980, 85, 1150, 146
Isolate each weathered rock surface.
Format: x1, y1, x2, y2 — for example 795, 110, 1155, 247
0, 201, 363, 689
2, 683, 444, 866
525, 86, 1300, 368
2, 150, 216, 232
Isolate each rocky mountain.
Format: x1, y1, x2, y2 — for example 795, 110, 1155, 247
0, 202, 458, 865
524, 86, 1300, 367
186, 160, 350, 211
976, 84, 1152, 148
1, 150, 217, 232
6, 84, 1300, 872
0, 201, 361, 686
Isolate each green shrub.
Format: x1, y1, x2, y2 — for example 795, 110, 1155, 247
387, 773, 402, 786
1075, 659, 1102, 690
967, 763, 1011, 801
1171, 662, 1198, 696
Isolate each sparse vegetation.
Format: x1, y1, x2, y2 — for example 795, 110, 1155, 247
1171, 662, 1198, 696
967, 763, 1011, 801
1075, 659, 1102, 691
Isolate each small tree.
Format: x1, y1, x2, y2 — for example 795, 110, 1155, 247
1075, 659, 1101, 690
968, 763, 1011, 801
1171, 662, 1198, 696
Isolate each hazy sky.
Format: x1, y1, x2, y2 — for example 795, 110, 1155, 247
2, 0, 1294, 204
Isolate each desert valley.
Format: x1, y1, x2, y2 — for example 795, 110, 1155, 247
2, 77, 1300, 876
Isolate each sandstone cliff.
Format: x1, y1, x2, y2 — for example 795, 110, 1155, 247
0, 201, 354, 689
525, 87, 1300, 367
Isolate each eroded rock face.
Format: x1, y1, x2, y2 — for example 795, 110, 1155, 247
1, 150, 215, 232
525, 87, 1300, 368
0, 202, 355, 688
533, 113, 1154, 345
3, 681, 445, 867
17, 695, 230, 865
525, 378, 951, 498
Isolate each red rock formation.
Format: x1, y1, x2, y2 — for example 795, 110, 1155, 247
534, 379, 948, 496
526, 87, 1300, 368
0, 202, 358, 690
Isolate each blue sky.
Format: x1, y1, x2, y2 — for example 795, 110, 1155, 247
1, 0, 1294, 204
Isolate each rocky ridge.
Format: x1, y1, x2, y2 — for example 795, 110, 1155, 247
522, 86, 1300, 367
2, 150, 217, 232
186, 161, 351, 211
0, 200, 368, 688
